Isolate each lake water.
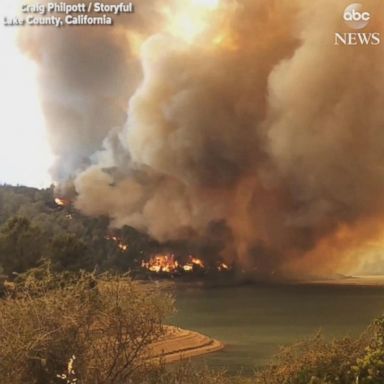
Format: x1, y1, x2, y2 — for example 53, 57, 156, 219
171, 283, 384, 373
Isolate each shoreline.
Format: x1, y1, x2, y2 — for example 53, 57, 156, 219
299, 275, 384, 287
148, 326, 224, 364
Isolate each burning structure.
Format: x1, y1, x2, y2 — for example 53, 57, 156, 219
21, 0, 384, 278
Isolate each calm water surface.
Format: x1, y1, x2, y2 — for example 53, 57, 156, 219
170, 284, 384, 372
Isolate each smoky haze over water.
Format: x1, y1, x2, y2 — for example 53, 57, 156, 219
20, 0, 384, 277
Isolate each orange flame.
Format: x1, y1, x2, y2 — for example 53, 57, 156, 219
218, 262, 230, 271
142, 254, 179, 273
105, 234, 129, 252
142, 254, 207, 273
190, 257, 205, 268
54, 197, 66, 206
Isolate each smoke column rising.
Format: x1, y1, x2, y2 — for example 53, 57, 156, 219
21, 0, 384, 277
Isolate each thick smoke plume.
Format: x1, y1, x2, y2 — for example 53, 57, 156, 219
21, 0, 384, 277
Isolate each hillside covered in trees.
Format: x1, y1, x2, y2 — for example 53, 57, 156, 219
0, 184, 158, 276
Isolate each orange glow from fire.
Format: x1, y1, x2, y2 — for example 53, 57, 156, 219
181, 256, 205, 272
141, 254, 179, 273
54, 197, 66, 207
218, 262, 229, 271
190, 257, 205, 268
142, 254, 208, 274
183, 264, 194, 272
118, 244, 128, 251
105, 234, 129, 252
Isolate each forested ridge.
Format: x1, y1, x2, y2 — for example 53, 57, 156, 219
0, 184, 155, 276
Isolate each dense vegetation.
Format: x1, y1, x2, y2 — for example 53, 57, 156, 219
0, 184, 159, 276
1, 266, 173, 383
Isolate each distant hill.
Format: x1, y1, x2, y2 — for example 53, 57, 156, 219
0, 184, 157, 276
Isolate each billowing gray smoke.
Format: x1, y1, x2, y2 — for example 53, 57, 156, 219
22, 0, 384, 276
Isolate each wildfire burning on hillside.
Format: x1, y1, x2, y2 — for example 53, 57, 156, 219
141, 253, 231, 274
105, 234, 129, 252
25, 0, 384, 278
54, 197, 69, 207
142, 254, 179, 273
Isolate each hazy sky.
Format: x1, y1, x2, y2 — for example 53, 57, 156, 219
0, 0, 53, 188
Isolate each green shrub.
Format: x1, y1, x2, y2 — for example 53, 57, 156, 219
352, 316, 384, 384
254, 323, 384, 384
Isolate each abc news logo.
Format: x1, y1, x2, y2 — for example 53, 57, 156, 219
335, 3, 380, 46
